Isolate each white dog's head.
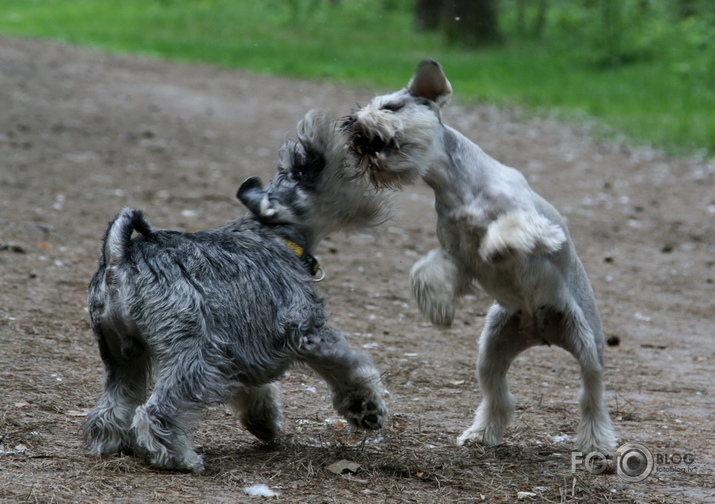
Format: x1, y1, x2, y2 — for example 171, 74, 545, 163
344, 59, 453, 188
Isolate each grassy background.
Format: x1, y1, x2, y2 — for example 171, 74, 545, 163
0, 0, 712, 156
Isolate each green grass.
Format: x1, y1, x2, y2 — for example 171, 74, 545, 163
1, 0, 712, 156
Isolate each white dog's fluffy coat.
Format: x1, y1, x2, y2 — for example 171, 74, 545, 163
347, 60, 616, 454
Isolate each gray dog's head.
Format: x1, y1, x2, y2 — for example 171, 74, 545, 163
238, 110, 389, 249
343, 59, 453, 188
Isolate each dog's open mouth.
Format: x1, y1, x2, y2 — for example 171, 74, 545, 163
342, 117, 400, 179
352, 130, 395, 157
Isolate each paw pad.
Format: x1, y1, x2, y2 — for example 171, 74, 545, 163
345, 398, 385, 430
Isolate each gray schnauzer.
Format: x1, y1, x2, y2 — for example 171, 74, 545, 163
82, 111, 388, 472
344, 60, 616, 454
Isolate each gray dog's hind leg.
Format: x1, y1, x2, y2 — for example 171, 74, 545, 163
130, 357, 207, 473
82, 332, 150, 457
297, 327, 387, 430
227, 382, 283, 442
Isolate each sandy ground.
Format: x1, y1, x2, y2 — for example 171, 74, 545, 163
0, 37, 713, 503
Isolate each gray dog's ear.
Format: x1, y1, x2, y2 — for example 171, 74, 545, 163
237, 176, 269, 217
407, 59, 453, 107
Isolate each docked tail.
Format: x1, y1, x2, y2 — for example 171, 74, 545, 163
103, 208, 152, 266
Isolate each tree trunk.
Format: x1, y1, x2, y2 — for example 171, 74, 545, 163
516, 0, 548, 39
531, 0, 548, 39
442, 0, 502, 47
677, 0, 699, 18
415, 0, 444, 32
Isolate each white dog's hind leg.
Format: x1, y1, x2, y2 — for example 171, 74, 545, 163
479, 211, 566, 265
576, 361, 616, 454
410, 248, 461, 327
457, 304, 538, 447
556, 310, 616, 454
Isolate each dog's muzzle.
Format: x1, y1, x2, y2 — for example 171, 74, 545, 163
343, 118, 386, 154
342, 117, 399, 174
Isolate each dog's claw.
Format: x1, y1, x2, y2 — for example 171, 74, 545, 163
361, 413, 382, 429
342, 396, 386, 430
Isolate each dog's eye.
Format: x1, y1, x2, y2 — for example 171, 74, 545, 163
382, 103, 403, 113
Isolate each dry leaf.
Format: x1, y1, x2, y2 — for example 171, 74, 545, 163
326, 460, 360, 475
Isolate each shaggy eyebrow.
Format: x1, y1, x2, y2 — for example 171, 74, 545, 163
381, 102, 404, 112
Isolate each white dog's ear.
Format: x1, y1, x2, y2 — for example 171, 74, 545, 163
407, 59, 453, 107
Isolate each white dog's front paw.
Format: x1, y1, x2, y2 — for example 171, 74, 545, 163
428, 302, 455, 327
479, 211, 566, 265
410, 249, 459, 327
416, 289, 455, 327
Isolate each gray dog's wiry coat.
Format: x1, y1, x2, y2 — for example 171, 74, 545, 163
82, 111, 388, 472
345, 61, 616, 455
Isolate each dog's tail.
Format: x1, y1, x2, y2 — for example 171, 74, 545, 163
103, 208, 153, 266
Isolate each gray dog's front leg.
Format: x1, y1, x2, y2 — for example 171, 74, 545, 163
297, 327, 387, 430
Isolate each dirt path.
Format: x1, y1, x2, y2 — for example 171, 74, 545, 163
1, 37, 713, 503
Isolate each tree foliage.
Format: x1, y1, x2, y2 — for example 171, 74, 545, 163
416, 0, 501, 46
415, 0, 715, 81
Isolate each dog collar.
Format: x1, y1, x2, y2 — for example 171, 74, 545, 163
283, 239, 324, 281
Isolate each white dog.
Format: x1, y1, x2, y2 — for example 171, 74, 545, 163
344, 60, 616, 454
